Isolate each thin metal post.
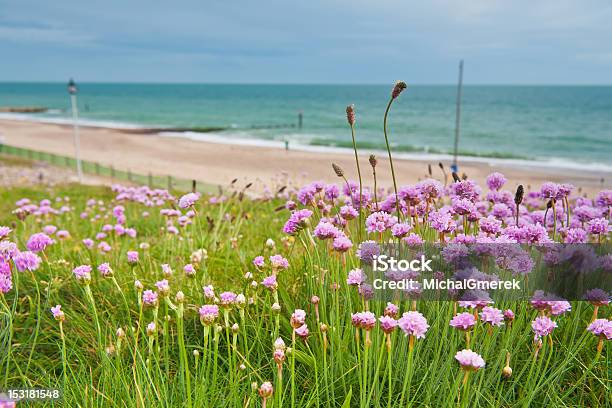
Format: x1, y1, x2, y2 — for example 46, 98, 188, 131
70, 93, 83, 182
452, 60, 464, 173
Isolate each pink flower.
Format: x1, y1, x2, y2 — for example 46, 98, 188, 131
282, 209, 313, 235
72, 265, 92, 283
587, 218, 609, 235
127, 251, 139, 264
403, 233, 424, 246
332, 234, 353, 252
347, 269, 364, 286
391, 223, 412, 238
178, 192, 200, 209
313, 221, 341, 240
584, 289, 610, 306
13, 251, 41, 272
142, 290, 158, 306
379, 316, 398, 334
161, 264, 173, 276
270, 255, 289, 270
351, 311, 377, 330
365, 211, 398, 233
455, 349, 485, 370
203, 285, 215, 299
199, 304, 219, 325
262, 275, 277, 290
0, 226, 11, 240
43, 225, 57, 235
0, 262, 12, 294
184, 263, 196, 276
291, 309, 306, 328
587, 319, 612, 340
51, 304, 65, 322
549, 301, 571, 316
479, 307, 504, 327
253, 256, 265, 268
398, 311, 429, 338
450, 312, 476, 331
219, 291, 237, 306
384, 302, 399, 318
532, 316, 557, 340
295, 324, 309, 339
26, 232, 54, 252
97, 262, 113, 277
155, 279, 170, 295
486, 172, 507, 191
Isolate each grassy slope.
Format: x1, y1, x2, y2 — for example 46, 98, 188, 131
0, 184, 609, 407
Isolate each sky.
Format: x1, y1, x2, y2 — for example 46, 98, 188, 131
1, 0, 612, 84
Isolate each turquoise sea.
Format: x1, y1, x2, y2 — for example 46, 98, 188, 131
1, 83, 611, 171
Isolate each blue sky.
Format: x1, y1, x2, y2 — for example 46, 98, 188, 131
1, 0, 611, 84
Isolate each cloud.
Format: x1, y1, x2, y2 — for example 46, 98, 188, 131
0, 23, 95, 46
1, 0, 612, 83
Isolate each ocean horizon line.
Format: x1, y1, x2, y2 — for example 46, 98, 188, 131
2, 81, 612, 87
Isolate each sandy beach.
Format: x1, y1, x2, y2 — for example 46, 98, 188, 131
0, 118, 609, 195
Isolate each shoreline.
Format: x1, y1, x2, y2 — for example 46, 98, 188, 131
2, 112, 611, 174
0, 118, 609, 195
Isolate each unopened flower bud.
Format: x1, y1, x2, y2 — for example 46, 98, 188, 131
271, 302, 281, 313
274, 337, 286, 350
346, 104, 355, 126
175, 291, 185, 303
193, 350, 200, 358
273, 348, 286, 365
332, 163, 344, 178
369, 154, 377, 168
135, 280, 144, 291
258, 382, 273, 399
391, 81, 407, 99
232, 323, 240, 333
116, 327, 125, 338
502, 365, 513, 378
265, 238, 275, 248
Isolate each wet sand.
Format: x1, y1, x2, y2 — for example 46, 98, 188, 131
0, 119, 608, 195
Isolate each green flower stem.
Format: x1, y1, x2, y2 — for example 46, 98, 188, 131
383, 98, 401, 222
350, 123, 363, 241
176, 303, 192, 408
